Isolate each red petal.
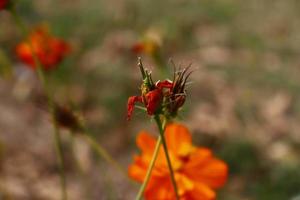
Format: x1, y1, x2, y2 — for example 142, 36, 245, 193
156, 80, 173, 90
127, 96, 142, 120
145, 89, 162, 115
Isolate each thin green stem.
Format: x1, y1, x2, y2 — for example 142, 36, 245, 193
82, 133, 128, 178
135, 115, 179, 200
135, 136, 162, 200
10, 8, 67, 200
154, 115, 179, 200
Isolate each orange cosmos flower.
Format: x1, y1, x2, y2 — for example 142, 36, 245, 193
129, 123, 228, 200
0, 0, 9, 10
16, 27, 70, 70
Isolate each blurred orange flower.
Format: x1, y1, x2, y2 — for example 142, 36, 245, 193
129, 123, 228, 200
16, 27, 70, 70
0, 0, 8, 10
131, 28, 162, 56
132, 39, 159, 56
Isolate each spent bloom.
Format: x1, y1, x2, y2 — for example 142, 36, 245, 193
129, 123, 228, 200
53, 104, 83, 132
127, 59, 191, 120
0, 0, 9, 10
16, 26, 70, 70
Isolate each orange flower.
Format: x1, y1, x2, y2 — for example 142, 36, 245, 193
132, 39, 159, 56
0, 0, 9, 10
129, 123, 228, 200
16, 27, 70, 70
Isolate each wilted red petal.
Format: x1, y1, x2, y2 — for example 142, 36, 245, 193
127, 96, 142, 120
156, 80, 173, 90
145, 89, 162, 115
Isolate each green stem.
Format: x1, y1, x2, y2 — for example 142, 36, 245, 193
135, 115, 179, 200
154, 115, 179, 200
82, 133, 128, 178
10, 8, 67, 200
135, 136, 162, 200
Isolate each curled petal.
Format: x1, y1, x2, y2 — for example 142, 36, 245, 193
156, 80, 173, 90
145, 89, 162, 115
127, 96, 142, 120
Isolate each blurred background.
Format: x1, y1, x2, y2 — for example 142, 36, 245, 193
1, 0, 300, 199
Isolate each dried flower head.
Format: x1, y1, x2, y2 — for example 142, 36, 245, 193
53, 104, 83, 132
162, 63, 193, 118
129, 123, 228, 200
34, 93, 82, 132
127, 58, 191, 120
16, 26, 70, 70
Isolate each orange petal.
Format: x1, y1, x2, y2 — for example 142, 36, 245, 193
136, 131, 156, 155
128, 160, 146, 182
184, 148, 213, 168
144, 176, 176, 200
175, 174, 194, 196
185, 182, 216, 200
165, 123, 192, 156
16, 43, 36, 68
184, 148, 228, 189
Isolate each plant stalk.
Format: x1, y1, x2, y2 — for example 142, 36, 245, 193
10, 8, 67, 200
135, 115, 179, 200
82, 133, 128, 178
135, 135, 162, 200
154, 115, 179, 200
